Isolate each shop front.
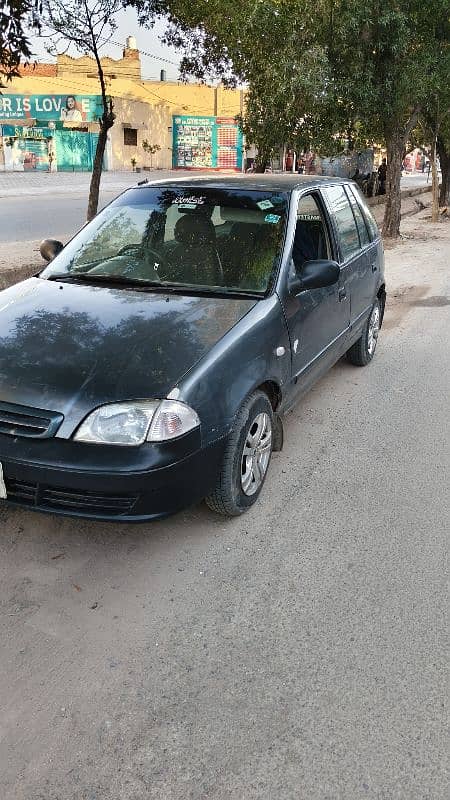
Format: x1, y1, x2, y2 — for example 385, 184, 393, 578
0, 93, 102, 172
1, 125, 100, 172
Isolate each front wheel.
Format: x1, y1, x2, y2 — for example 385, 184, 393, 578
346, 299, 381, 366
205, 391, 274, 516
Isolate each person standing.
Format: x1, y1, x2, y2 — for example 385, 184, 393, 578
377, 158, 387, 195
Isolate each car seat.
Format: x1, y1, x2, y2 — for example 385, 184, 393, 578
293, 219, 327, 270
168, 214, 223, 285
221, 222, 261, 286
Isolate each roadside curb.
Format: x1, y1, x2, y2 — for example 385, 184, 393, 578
367, 183, 432, 207
0, 264, 38, 291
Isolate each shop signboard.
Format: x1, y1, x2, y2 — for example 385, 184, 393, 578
0, 94, 102, 123
172, 115, 243, 171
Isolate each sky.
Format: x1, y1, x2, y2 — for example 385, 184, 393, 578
28, 8, 184, 82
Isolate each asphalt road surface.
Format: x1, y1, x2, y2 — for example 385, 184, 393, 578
0, 216, 449, 799
0, 191, 118, 243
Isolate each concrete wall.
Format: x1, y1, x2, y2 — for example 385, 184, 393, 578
57, 50, 141, 82
108, 98, 173, 171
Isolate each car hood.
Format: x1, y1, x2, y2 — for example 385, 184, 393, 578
0, 278, 255, 433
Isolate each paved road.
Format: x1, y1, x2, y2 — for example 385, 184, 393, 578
0, 216, 448, 798
0, 191, 119, 243
0, 169, 206, 244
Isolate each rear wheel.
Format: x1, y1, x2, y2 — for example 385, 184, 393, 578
205, 391, 274, 516
346, 299, 381, 366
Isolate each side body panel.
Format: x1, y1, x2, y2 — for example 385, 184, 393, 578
275, 188, 351, 407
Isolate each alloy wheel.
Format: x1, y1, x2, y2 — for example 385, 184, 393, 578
241, 412, 272, 496
367, 304, 380, 356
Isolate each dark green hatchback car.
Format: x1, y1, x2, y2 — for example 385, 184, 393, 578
0, 175, 385, 521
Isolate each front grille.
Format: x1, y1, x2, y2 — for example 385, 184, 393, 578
0, 401, 63, 439
5, 478, 139, 517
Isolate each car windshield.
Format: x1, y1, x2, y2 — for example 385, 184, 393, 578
41, 186, 289, 295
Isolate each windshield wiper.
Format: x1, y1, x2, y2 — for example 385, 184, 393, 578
45, 273, 170, 289
44, 273, 263, 299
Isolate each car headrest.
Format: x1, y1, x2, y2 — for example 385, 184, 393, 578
219, 207, 266, 224
174, 214, 216, 246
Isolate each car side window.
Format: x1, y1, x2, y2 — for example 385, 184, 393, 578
324, 185, 360, 262
292, 193, 331, 271
349, 185, 380, 241
345, 186, 370, 247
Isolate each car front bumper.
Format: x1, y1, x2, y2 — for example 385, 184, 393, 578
0, 430, 227, 522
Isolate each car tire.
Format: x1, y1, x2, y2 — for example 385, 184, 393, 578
205, 390, 274, 516
346, 299, 381, 367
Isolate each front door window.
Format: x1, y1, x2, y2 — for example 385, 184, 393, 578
293, 194, 331, 271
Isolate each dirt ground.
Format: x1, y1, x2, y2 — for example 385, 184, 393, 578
0, 202, 449, 800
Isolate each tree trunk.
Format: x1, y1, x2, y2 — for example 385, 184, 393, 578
255, 142, 272, 173
382, 134, 403, 238
437, 136, 449, 207
86, 125, 108, 221
431, 138, 439, 222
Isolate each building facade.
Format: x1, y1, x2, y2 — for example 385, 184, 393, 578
0, 40, 245, 173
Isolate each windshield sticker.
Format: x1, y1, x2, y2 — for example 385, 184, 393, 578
265, 213, 281, 224
256, 199, 274, 210
177, 203, 198, 210
270, 195, 284, 206
174, 195, 205, 205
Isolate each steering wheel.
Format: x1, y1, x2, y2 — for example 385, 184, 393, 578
144, 247, 169, 280
112, 245, 169, 281
116, 244, 142, 256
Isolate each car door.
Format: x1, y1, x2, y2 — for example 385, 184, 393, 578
279, 190, 351, 391
322, 184, 374, 331
348, 184, 384, 312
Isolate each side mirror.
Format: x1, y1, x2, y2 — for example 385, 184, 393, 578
40, 239, 64, 262
289, 259, 340, 294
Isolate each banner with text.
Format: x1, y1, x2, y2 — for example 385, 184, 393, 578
0, 94, 102, 123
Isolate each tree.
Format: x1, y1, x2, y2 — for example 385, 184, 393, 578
0, 1, 35, 80
142, 139, 161, 168
129, 0, 341, 170
131, 0, 446, 235
42, 0, 121, 220
321, 1, 445, 237
420, 10, 450, 210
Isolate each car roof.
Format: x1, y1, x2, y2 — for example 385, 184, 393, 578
132, 174, 352, 193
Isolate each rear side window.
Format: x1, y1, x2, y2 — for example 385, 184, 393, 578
324, 185, 360, 261
349, 185, 380, 241
345, 186, 370, 247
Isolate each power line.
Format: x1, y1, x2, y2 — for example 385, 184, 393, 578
100, 35, 181, 68
12, 72, 242, 115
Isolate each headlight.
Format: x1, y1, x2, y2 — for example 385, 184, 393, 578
74, 400, 199, 446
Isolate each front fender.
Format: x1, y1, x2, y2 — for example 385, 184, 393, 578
176, 295, 291, 447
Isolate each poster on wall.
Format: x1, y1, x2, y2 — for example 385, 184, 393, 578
1, 125, 99, 172
0, 94, 102, 124
1, 126, 51, 171
172, 116, 243, 171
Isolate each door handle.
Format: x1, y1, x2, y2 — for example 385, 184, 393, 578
338, 287, 347, 301
371, 262, 378, 273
